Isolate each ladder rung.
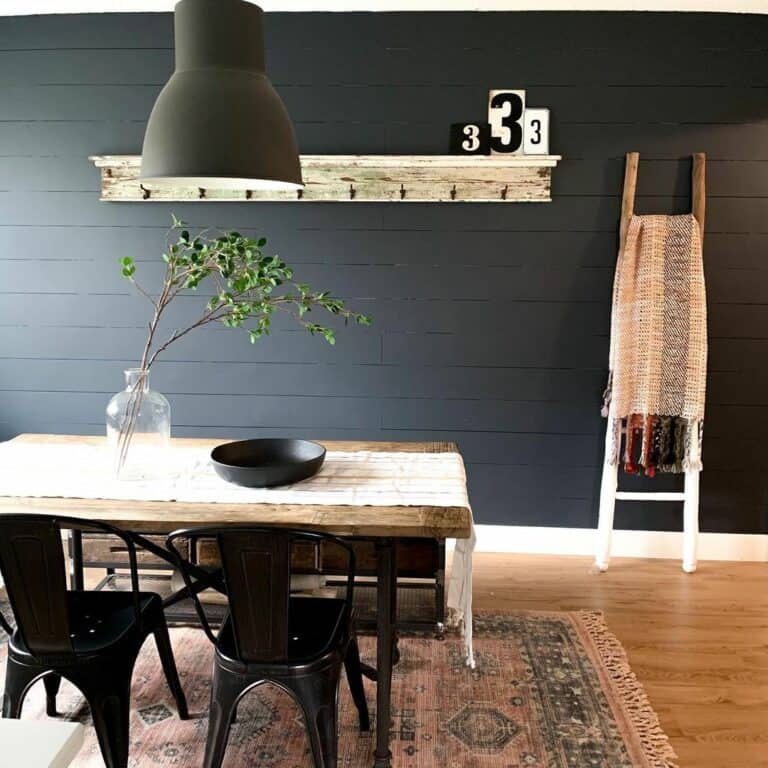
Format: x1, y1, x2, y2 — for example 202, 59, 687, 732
616, 491, 686, 502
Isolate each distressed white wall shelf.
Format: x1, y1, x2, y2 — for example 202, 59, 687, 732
89, 154, 561, 203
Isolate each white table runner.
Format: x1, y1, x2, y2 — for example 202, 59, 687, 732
0, 440, 476, 665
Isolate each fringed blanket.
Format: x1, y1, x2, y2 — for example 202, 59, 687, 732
602, 214, 707, 475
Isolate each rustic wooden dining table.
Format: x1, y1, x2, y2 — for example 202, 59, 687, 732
0, 434, 473, 768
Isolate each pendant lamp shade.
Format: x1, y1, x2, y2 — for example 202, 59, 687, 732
140, 0, 302, 190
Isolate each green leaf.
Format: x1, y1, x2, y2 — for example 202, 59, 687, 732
123, 216, 373, 365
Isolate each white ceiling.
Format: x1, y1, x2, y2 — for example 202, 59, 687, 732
3, 1, 768, 14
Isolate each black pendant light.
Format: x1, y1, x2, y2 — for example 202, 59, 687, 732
140, 0, 302, 190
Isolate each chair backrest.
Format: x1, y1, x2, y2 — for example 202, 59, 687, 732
0, 516, 71, 654
0, 514, 142, 656
167, 526, 356, 664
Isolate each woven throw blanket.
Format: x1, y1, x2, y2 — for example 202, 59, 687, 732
602, 213, 707, 475
0, 440, 476, 665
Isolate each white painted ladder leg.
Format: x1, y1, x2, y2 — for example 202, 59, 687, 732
594, 418, 619, 572
682, 426, 701, 573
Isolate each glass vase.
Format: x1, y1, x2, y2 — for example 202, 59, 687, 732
106, 368, 171, 480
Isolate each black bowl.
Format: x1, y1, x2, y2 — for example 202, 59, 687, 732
211, 438, 326, 488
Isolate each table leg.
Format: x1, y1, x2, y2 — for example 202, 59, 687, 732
69, 530, 84, 591
374, 539, 397, 768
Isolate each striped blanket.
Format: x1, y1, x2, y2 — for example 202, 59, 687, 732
602, 213, 707, 475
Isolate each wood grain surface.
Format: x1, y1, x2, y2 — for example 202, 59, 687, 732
0, 434, 472, 539
472, 553, 768, 768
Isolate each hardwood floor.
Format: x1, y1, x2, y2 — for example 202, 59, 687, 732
470, 554, 768, 768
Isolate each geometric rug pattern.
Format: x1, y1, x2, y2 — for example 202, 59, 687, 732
0, 611, 676, 767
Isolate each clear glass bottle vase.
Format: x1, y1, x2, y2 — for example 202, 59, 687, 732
106, 368, 170, 480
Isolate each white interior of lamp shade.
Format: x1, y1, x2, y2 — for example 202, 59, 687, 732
139, 176, 304, 191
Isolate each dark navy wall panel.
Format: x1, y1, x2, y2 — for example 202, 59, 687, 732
1, 11, 767, 532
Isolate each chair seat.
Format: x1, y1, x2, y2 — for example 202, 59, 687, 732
10, 591, 161, 658
216, 597, 349, 664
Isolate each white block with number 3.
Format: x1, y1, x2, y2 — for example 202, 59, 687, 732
488, 89, 525, 154
523, 108, 550, 155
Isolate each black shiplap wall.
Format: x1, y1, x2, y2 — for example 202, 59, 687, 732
1, 11, 767, 533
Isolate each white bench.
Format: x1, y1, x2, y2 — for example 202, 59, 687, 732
0, 720, 84, 768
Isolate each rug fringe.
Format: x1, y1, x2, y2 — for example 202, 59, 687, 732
577, 611, 679, 768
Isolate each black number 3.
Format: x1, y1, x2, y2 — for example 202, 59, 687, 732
529, 119, 542, 145
490, 92, 523, 153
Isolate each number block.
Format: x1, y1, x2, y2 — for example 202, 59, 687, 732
488, 89, 526, 155
523, 108, 550, 155
449, 122, 491, 155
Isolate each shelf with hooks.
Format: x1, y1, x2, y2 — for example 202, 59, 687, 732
89, 154, 561, 203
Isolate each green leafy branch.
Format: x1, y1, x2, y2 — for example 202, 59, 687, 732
120, 214, 371, 372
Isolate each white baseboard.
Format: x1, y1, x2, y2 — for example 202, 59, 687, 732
454, 525, 768, 562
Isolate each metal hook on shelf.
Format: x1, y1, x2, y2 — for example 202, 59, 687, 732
349, 184, 356, 200
139, 184, 151, 200
501, 184, 508, 200
450, 184, 457, 201
245, 189, 253, 200
400, 184, 406, 200
297, 188, 304, 200
198, 187, 207, 199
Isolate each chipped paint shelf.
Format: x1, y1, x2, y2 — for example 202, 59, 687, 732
89, 154, 562, 203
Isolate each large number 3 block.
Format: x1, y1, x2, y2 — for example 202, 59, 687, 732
488, 89, 526, 154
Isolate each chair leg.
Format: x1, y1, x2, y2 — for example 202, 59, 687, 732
153, 621, 189, 719
2, 658, 41, 719
287, 665, 342, 768
44, 672, 62, 717
309, 699, 338, 768
344, 635, 370, 732
78, 672, 133, 768
203, 662, 246, 768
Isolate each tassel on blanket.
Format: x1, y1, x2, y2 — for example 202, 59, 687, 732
609, 414, 703, 475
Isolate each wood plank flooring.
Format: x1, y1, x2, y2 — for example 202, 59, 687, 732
471, 554, 768, 768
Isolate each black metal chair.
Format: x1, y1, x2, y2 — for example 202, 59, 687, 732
166, 525, 370, 768
0, 514, 189, 768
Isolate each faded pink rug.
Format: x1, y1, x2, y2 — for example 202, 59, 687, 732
0, 612, 676, 768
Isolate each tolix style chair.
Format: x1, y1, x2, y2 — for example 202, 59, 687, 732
166, 525, 370, 768
0, 514, 189, 768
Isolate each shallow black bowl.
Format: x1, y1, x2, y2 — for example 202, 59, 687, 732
211, 438, 326, 488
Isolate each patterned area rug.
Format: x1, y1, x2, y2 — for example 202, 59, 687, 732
0, 611, 676, 768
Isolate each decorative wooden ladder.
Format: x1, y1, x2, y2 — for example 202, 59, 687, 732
594, 152, 706, 574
